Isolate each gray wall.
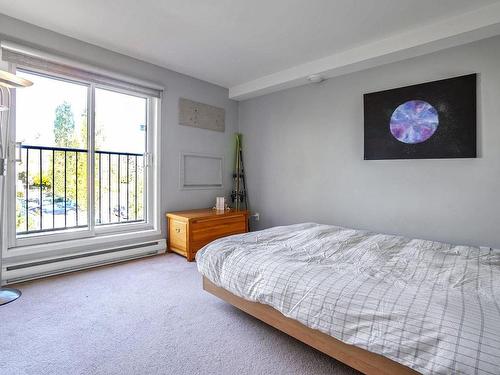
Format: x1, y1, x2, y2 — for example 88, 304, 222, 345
239, 36, 500, 248
0, 14, 239, 240
2, 13, 499, 249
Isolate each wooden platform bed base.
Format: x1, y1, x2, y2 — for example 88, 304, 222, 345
203, 277, 419, 375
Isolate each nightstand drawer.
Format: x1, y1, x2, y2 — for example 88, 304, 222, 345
191, 218, 246, 242
191, 214, 245, 229
169, 220, 187, 250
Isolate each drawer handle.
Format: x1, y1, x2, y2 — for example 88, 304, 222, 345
175, 228, 181, 233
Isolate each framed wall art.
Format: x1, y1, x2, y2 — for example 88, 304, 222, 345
364, 74, 477, 160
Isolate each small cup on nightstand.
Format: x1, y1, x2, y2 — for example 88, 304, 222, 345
215, 197, 225, 211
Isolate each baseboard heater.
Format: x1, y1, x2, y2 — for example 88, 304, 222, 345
3, 240, 166, 284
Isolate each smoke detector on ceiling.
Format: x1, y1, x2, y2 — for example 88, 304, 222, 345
307, 74, 325, 83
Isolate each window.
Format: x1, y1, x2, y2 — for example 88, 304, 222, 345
94, 88, 147, 226
10, 68, 159, 247
15, 71, 89, 234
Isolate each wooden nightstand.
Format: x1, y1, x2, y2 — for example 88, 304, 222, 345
166, 208, 249, 261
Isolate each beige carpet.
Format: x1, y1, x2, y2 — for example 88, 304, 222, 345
0, 253, 360, 375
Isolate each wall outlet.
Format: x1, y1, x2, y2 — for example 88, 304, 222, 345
252, 212, 260, 221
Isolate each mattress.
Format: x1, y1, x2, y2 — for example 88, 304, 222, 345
196, 223, 500, 374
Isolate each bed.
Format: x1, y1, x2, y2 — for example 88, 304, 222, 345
196, 223, 500, 375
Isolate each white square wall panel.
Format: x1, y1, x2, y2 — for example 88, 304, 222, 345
180, 152, 224, 190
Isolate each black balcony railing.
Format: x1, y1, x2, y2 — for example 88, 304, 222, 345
17, 145, 145, 235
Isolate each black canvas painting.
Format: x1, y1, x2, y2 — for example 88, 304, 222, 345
363, 74, 477, 160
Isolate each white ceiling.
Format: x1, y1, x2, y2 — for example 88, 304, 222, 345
1, 0, 500, 99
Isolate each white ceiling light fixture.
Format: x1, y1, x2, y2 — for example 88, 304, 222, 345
307, 74, 325, 84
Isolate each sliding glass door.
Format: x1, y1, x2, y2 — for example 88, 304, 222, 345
11, 69, 153, 247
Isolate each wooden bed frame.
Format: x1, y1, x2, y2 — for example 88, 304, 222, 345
203, 277, 419, 375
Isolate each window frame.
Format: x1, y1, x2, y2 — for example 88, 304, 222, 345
6, 64, 161, 250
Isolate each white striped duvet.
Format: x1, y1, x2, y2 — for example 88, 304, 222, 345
196, 223, 500, 374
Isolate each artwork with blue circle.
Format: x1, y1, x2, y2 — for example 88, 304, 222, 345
389, 100, 439, 144
363, 74, 476, 160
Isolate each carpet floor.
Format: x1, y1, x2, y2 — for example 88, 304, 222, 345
0, 253, 360, 375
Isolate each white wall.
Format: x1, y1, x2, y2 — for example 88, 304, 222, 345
239, 36, 500, 248
0, 14, 238, 241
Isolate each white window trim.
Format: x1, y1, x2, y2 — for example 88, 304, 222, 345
4, 63, 163, 256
